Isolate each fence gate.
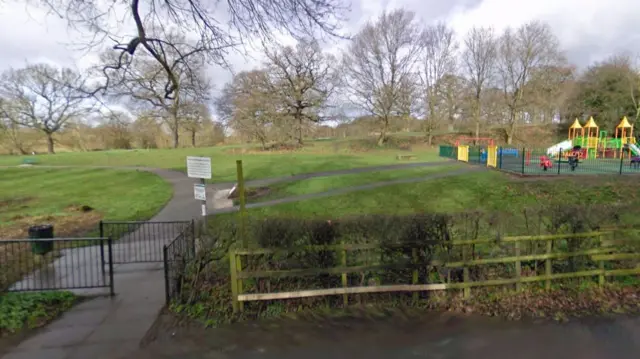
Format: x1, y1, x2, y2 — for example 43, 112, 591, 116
487, 145, 498, 168
100, 221, 194, 264
457, 145, 469, 162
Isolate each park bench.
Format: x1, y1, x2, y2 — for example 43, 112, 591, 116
22, 158, 38, 165
396, 154, 417, 161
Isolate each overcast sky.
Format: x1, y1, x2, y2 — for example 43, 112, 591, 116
0, 0, 638, 98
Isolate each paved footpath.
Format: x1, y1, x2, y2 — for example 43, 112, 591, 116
2, 169, 200, 359
1, 164, 479, 359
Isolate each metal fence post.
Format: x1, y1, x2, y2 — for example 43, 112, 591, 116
163, 245, 171, 304
521, 148, 525, 174
190, 219, 196, 258
619, 150, 625, 174
99, 221, 105, 280
557, 148, 562, 175
107, 238, 115, 296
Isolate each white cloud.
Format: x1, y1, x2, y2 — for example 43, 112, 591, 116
0, 0, 639, 94
444, 0, 640, 65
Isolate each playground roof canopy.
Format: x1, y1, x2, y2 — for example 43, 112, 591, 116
584, 117, 598, 128
617, 116, 633, 128
569, 119, 583, 129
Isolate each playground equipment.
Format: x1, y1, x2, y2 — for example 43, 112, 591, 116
545, 117, 636, 160
454, 136, 495, 146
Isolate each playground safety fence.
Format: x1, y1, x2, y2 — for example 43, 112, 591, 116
439, 145, 640, 175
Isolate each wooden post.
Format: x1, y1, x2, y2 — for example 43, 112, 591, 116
462, 244, 470, 299
598, 235, 606, 286
545, 240, 552, 290
412, 248, 418, 302
229, 250, 239, 313
515, 240, 522, 291
236, 160, 248, 248
236, 254, 244, 312
340, 243, 348, 306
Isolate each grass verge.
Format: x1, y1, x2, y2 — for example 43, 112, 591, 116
0, 291, 78, 337
0, 167, 173, 238
238, 163, 463, 204
214, 170, 640, 225
0, 140, 442, 183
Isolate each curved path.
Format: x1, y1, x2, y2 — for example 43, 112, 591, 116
2, 161, 482, 359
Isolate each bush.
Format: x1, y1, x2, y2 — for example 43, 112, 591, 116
177, 204, 637, 324
0, 291, 77, 336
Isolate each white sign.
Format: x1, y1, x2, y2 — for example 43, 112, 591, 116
194, 184, 207, 201
186, 156, 212, 179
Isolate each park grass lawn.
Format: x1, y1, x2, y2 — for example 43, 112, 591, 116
213, 171, 640, 228
0, 167, 172, 238
0, 141, 442, 183
242, 163, 464, 203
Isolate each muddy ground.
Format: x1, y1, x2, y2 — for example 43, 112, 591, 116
132, 311, 640, 359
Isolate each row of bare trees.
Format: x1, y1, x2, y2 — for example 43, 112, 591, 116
216, 9, 640, 147
3, 1, 640, 153
0, 32, 219, 154
215, 39, 338, 148
1, 0, 349, 154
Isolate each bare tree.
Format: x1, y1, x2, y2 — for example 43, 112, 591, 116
0, 106, 31, 154
180, 101, 211, 147
462, 26, 497, 140
419, 22, 458, 145
0, 64, 95, 154
101, 32, 212, 148
626, 54, 640, 122
496, 21, 564, 144
96, 110, 134, 149
39, 0, 348, 102
264, 39, 338, 144
216, 70, 278, 148
342, 9, 421, 146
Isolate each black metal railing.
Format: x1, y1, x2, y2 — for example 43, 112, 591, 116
100, 220, 194, 264
163, 222, 197, 304
0, 237, 114, 294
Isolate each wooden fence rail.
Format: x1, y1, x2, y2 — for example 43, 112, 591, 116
228, 230, 640, 312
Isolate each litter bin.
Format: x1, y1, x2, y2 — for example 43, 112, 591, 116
29, 224, 54, 255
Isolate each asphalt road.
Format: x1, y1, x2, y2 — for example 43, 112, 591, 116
133, 313, 640, 359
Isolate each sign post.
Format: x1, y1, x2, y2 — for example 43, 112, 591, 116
186, 156, 212, 233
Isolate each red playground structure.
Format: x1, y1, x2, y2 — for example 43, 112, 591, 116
454, 136, 495, 146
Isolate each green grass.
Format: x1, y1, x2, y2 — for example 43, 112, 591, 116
245, 163, 464, 203
0, 141, 443, 183
0, 291, 77, 337
217, 171, 640, 221
0, 167, 172, 237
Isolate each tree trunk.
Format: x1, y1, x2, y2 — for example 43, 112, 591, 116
46, 132, 55, 154
297, 117, 304, 145
173, 129, 179, 148
298, 119, 304, 146
191, 130, 196, 147
377, 118, 389, 146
